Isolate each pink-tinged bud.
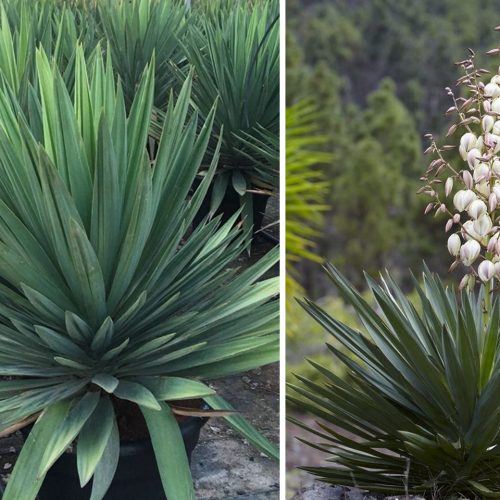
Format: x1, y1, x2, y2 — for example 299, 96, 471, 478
467, 199, 487, 219
424, 203, 434, 214
490, 192, 498, 212
473, 213, 493, 237
474, 163, 490, 183
479, 260, 495, 282
445, 218, 454, 232
447, 233, 461, 256
453, 189, 476, 212
484, 100, 492, 113
488, 233, 500, 253
460, 132, 477, 151
453, 213, 461, 223
463, 170, 474, 188
483, 114, 495, 132
445, 177, 453, 197
459, 274, 475, 290
485, 83, 500, 98
459, 274, 469, 290
467, 148, 481, 169
460, 239, 481, 266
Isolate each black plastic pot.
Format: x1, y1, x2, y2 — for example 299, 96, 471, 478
19, 414, 208, 500
192, 178, 270, 233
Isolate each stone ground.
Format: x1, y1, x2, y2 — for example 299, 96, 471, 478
286, 413, 431, 500
192, 363, 279, 499
0, 197, 280, 499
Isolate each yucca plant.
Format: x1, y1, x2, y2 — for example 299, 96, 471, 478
162, 0, 279, 232
0, 0, 99, 108
288, 265, 500, 497
98, 0, 187, 109
0, 45, 278, 500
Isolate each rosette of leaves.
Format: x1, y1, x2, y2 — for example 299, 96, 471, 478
160, 0, 279, 232
0, 0, 99, 108
0, 46, 278, 500
289, 265, 500, 497
98, 0, 188, 109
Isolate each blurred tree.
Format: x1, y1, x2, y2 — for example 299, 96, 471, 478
287, 0, 500, 294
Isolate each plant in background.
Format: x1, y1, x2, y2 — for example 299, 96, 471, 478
0, 47, 278, 500
170, 0, 279, 233
98, 0, 187, 109
0, 0, 98, 108
289, 266, 500, 497
285, 101, 329, 335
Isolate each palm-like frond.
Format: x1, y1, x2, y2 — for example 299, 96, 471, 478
289, 265, 500, 498
0, 47, 278, 500
285, 101, 329, 335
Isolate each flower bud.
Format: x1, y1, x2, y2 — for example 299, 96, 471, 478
460, 132, 477, 151
473, 213, 493, 237
483, 114, 495, 132
474, 163, 490, 182
463, 170, 473, 189
479, 260, 495, 282
485, 83, 500, 98
493, 160, 500, 176
476, 181, 491, 197
460, 239, 481, 266
467, 199, 487, 219
491, 134, 500, 153
447, 233, 461, 256
490, 192, 498, 212
453, 213, 461, 223
453, 189, 476, 212
459, 274, 469, 290
493, 98, 500, 114
444, 177, 453, 197
467, 148, 481, 169
463, 220, 479, 240
488, 233, 500, 253
485, 100, 492, 113
494, 185, 500, 202
445, 218, 454, 232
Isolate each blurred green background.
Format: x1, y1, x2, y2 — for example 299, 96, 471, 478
286, 0, 500, 492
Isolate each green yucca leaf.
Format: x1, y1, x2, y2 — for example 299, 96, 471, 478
289, 265, 500, 497
0, 43, 278, 500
